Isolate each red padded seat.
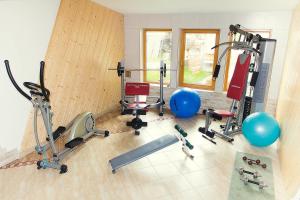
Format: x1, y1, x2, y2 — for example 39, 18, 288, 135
213, 110, 234, 117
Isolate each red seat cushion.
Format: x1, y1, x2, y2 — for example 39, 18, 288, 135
213, 110, 234, 117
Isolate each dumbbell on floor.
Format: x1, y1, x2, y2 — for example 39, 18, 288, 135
237, 167, 261, 179
240, 176, 268, 190
242, 156, 267, 169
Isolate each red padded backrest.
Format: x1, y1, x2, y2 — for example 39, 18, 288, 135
125, 82, 150, 96
227, 54, 251, 100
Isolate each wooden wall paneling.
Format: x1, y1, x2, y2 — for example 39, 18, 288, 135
92, 17, 110, 112
101, 14, 121, 111
20, 0, 124, 153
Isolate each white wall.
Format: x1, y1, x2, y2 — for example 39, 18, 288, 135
0, 0, 60, 160
124, 12, 292, 114
292, 187, 300, 200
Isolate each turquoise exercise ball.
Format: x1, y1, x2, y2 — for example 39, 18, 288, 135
242, 112, 280, 147
169, 88, 201, 118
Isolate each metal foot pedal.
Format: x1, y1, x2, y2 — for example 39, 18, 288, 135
47, 126, 66, 141
65, 137, 84, 149
109, 134, 179, 173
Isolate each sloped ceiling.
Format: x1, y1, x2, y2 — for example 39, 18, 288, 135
93, 0, 299, 14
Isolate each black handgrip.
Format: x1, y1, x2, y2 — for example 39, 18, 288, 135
213, 64, 221, 80
4, 60, 32, 101
39, 61, 50, 102
163, 63, 167, 78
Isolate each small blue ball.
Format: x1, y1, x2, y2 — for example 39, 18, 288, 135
169, 88, 201, 118
242, 112, 280, 147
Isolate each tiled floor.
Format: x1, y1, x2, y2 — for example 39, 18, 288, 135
0, 111, 285, 200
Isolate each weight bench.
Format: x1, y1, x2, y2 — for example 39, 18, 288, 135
122, 82, 150, 135
109, 124, 193, 173
113, 61, 166, 132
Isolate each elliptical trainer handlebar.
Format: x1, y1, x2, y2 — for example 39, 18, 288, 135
4, 60, 50, 102
4, 60, 32, 101
39, 61, 49, 102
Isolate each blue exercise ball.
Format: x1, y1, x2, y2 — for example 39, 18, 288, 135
169, 88, 201, 118
242, 112, 280, 147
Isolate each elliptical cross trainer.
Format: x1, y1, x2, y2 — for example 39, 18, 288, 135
4, 60, 109, 174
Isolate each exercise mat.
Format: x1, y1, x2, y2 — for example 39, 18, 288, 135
228, 152, 274, 200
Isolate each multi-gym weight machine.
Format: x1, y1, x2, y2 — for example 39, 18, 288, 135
4, 60, 109, 174
199, 24, 276, 144
110, 60, 174, 135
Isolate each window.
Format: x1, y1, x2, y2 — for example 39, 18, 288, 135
143, 29, 172, 84
179, 29, 220, 90
224, 30, 271, 90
